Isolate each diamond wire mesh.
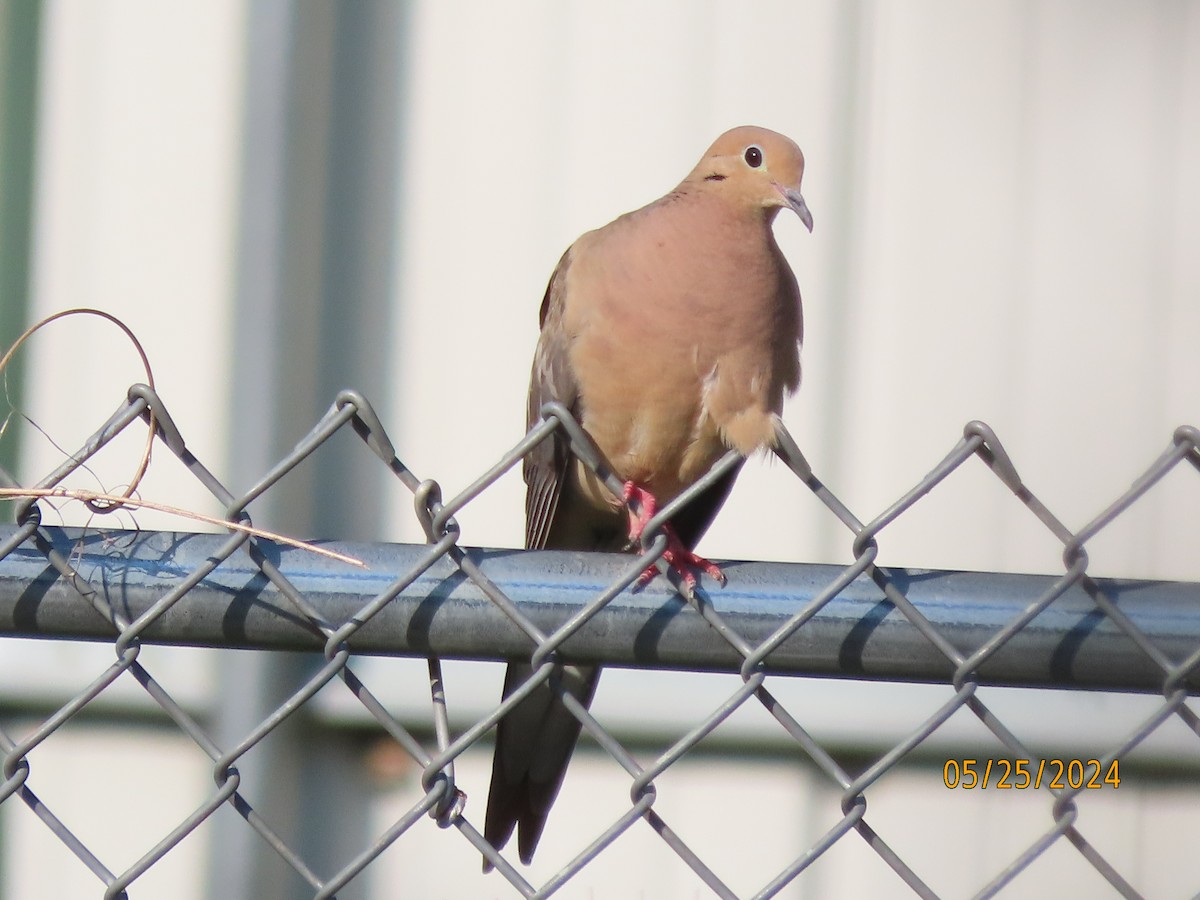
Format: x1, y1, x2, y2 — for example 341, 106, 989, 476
0, 382, 1197, 899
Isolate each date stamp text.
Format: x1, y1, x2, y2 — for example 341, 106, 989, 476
943, 758, 1120, 790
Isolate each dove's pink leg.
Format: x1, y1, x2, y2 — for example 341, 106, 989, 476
622, 481, 727, 589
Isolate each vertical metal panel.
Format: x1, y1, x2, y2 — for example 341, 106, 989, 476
21, 0, 243, 529
340, 2, 1200, 665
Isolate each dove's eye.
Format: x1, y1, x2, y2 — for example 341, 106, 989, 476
744, 145, 763, 168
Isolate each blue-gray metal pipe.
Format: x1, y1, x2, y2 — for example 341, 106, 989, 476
1, 525, 1196, 693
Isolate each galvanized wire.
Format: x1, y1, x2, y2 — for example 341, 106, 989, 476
0, 383, 1196, 898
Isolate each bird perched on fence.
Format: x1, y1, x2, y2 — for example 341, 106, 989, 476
483, 125, 813, 868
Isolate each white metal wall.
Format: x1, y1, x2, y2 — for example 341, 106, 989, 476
4, 2, 1199, 898
389, 0, 1200, 579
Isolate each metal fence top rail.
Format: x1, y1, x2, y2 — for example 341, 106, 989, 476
1, 525, 1195, 694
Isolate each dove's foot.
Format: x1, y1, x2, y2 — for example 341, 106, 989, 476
622, 481, 727, 590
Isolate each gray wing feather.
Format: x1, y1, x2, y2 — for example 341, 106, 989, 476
485, 247, 601, 869
523, 248, 578, 552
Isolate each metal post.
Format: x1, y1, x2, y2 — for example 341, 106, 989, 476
219, 2, 408, 896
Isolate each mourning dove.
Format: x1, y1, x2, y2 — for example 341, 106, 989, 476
484, 125, 812, 868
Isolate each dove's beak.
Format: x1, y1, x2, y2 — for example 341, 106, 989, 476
780, 186, 814, 233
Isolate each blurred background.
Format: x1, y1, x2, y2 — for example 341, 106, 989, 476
0, 1, 1198, 897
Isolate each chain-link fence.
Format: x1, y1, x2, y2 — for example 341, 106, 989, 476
0, 383, 1197, 899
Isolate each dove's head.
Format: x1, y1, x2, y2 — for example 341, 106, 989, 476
689, 125, 813, 232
